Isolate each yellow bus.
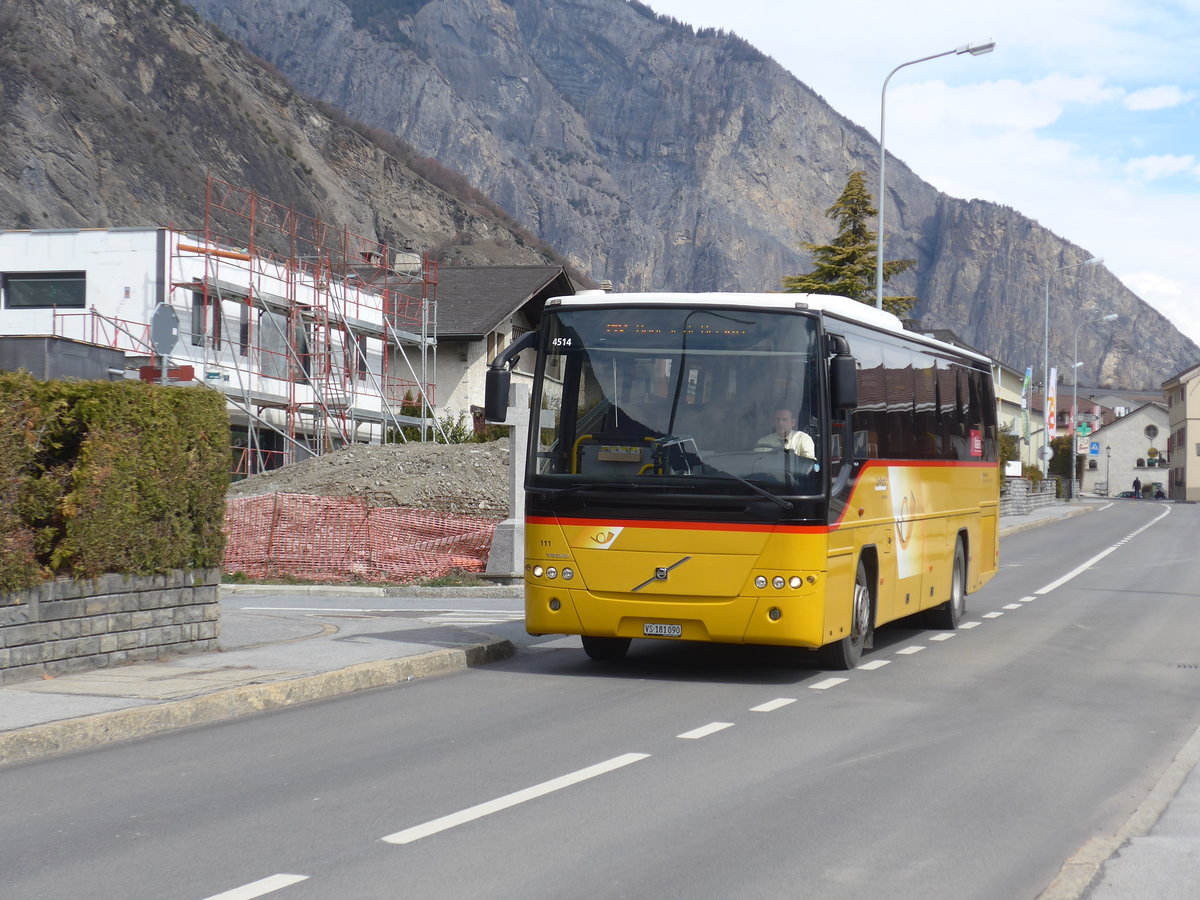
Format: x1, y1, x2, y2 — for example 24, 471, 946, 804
485, 292, 999, 668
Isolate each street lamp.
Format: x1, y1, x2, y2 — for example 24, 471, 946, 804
1042, 256, 1104, 475
875, 40, 995, 310
1069, 313, 1119, 499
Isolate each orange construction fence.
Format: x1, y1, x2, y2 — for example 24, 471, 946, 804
224, 494, 501, 583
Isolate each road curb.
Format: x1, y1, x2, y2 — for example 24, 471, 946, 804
999, 504, 1098, 538
0, 638, 515, 768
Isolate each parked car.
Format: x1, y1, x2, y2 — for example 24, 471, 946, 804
1115, 490, 1138, 498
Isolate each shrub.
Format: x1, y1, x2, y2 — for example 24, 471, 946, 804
0, 374, 229, 590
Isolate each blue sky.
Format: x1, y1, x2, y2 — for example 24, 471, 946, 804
643, 0, 1200, 346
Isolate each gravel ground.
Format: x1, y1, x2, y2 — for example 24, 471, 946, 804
226, 438, 513, 517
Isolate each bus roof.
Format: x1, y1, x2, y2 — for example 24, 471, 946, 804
545, 291, 993, 367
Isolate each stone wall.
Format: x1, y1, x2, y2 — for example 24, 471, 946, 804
0, 569, 220, 685
1001, 477, 1060, 517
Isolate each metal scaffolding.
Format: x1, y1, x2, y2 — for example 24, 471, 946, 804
169, 176, 441, 473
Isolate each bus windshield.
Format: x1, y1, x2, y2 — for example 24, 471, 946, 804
530, 305, 824, 497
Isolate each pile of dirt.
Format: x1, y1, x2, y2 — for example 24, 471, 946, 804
226, 438, 513, 517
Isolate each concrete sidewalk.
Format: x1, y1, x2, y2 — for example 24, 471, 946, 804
0, 585, 520, 767
3, 498, 1195, 898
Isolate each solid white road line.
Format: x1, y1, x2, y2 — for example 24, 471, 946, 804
751, 698, 797, 712
201, 874, 309, 900
677, 722, 735, 740
1036, 505, 1172, 596
382, 753, 650, 845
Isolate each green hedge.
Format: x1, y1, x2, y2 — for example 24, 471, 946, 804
0, 372, 229, 592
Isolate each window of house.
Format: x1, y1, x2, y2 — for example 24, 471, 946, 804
1136, 458, 1145, 467
343, 332, 368, 380
191, 288, 222, 349
1088, 460, 1097, 469
238, 302, 250, 356
2, 272, 86, 308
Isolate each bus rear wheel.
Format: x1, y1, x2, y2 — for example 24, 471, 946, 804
818, 558, 872, 670
582, 635, 631, 661
927, 539, 966, 630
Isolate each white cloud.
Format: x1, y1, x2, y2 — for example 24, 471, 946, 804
891, 75, 1121, 132
1125, 155, 1200, 181
1123, 85, 1194, 110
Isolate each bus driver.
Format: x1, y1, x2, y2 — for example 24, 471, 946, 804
756, 407, 815, 459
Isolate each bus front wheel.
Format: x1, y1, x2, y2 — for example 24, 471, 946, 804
582, 635, 631, 661
818, 559, 872, 670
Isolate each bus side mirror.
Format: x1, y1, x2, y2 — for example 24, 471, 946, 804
483, 330, 538, 423
830, 355, 858, 410
484, 367, 511, 422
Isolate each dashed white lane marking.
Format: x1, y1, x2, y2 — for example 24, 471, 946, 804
751, 698, 797, 712
983, 611, 1004, 619
896, 645, 925, 655
960, 621, 982, 629
201, 874, 309, 900
382, 753, 650, 845
678, 722, 735, 740
929, 633, 956, 642
1003, 603, 1023, 610
858, 659, 891, 670
810, 677, 849, 690
1019, 595, 1036, 602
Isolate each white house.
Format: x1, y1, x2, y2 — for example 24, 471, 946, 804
1078, 402, 1170, 497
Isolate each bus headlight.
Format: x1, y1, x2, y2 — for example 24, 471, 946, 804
789, 576, 803, 589
546, 567, 558, 579
754, 576, 768, 589
532, 565, 545, 578
772, 576, 785, 590
562, 568, 574, 580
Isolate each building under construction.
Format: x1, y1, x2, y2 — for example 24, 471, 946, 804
0, 179, 440, 474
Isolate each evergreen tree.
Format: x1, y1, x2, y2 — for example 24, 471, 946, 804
782, 171, 916, 316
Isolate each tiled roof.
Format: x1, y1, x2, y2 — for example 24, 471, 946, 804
435, 266, 575, 338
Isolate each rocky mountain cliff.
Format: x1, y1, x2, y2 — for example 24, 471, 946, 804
0, 0, 557, 270
0, 0, 1193, 390
187, 0, 1196, 390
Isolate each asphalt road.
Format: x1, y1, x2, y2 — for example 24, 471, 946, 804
4, 501, 1199, 900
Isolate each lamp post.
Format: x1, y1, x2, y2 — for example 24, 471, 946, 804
1069, 313, 1119, 499
875, 40, 995, 310
1042, 256, 1104, 476
1105, 445, 1111, 497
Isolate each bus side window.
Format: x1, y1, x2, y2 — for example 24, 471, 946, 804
850, 333, 886, 460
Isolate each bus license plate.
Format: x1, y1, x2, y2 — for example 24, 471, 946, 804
644, 623, 682, 637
